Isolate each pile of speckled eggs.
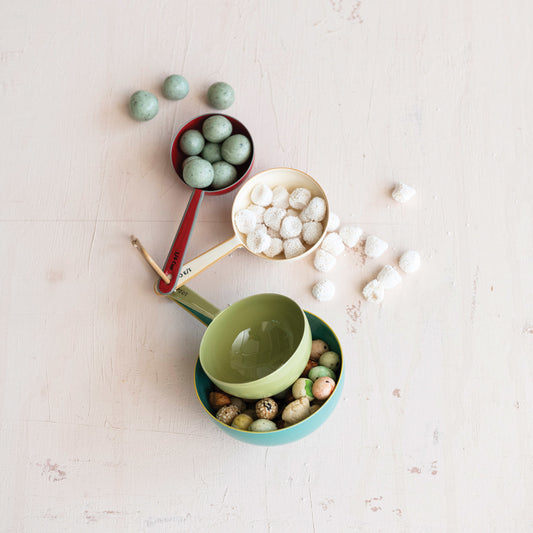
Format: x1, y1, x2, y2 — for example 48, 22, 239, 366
209, 339, 340, 432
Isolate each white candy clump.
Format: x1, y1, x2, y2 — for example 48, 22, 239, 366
364, 235, 389, 258
250, 183, 273, 206
234, 209, 257, 234
289, 188, 312, 210
280, 216, 302, 239
339, 225, 362, 248
392, 183, 416, 203
362, 279, 385, 304
376, 265, 402, 289
312, 279, 335, 301
283, 238, 306, 259
302, 221, 323, 245
321, 232, 345, 256
247, 204, 265, 224
399, 250, 421, 273
300, 197, 327, 222
326, 212, 340, 232
313, 249, 336, 272
263, 207, 286, 232
264, 237, 284, 258
271, 186, 290, 208
246, 230, 271, 254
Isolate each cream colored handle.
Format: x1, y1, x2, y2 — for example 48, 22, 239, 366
173, 234, 243, 289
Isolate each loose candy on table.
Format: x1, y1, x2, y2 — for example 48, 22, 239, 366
362, 279, 385, 303
310, 339, 329, 361
313, 249, 336, 273
302, 221, 323, 245
202, 114, 233, 143
221, 134, 252, 165
216, 404, 241, 425
312, 376, 336, 400
283, 237, 306, 259
321, 232, 345, 256
339, 225, 363, 248
207, 81, 235, 110
249, 419, 278, 432
376, 264, 402, 289
282, 397, 311, 425
179, 129, 206, 156
162, 74, 189, 100
326, 212, 340, 232
255, 398, 278, 420
308, 365, 336, 382
399, 250, 421, 273
364, 235, 389, 258
319, 351, 341, 372
129, 90, 159, 121
292, 378, 314, 401
312, 279, 335, 302
392, 183, 416, 203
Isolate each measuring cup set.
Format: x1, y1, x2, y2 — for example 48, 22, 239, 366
137, 113, 344, 445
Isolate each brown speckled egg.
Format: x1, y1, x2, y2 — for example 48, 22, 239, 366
312, 376, 336, 400
310, 339, 329, 361
229, 396, 247, 412
255, 398, 278, 420
216, 404, 241, 425
209, 391, 231, 410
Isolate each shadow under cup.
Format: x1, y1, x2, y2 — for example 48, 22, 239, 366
195, 311, 344, 446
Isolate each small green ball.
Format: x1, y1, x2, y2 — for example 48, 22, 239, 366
182, 158, 214, 189
129, 90, 159, 121
182, 155, 202, 168
179, 129, 205, 156
202, 115, 233, 143
201, 142, 222, 163
249, 419, 277, 432
221, 134, 252, 165
207, 82, 235, 110
308, 365, 336, 382
212, 161, 237, 190
162, 74, 189, 100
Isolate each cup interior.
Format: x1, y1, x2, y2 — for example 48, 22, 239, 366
170, 113, 255, 196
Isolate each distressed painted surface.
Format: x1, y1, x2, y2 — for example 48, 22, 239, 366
1, 0, 532, 531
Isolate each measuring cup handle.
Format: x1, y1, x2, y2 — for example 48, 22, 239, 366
165, 285, 221, 325
158, 189, 205, 295
167, 234, 242, 290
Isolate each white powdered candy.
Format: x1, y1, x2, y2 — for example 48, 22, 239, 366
326, 212, 340, 232
263, 207, 286, 232
246, 230, 271, 254
339, 225, 362, 248
251, 183, 273, 206
392, 183, 416, 203
312, 279, 335, 301
300, 197, 327, 222
264, 237, 284, 258
280, 215, 302, 239
286, 208, 299, 217
302, 221, 323, 245
399, 250, 421, 273
267, 227, 281, 238
289, 187, 312, 210
234, 208, 257, 234
313, 249, 336, 272
321, 232, 345, 256
362, 279, 384, 303
271, 186, 290, 209
283, 238, 306, 259
247, 204, 265, 224
364, 235, 388, 258
376, 265, 402, 289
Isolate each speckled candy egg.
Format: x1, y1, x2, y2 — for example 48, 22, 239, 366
129, 90, 159, 121
207, 81, 235, 110
209, 391, 231, 410
312, 376, 336, 401
162, 74, 189, 100
229, 396, 247, 412
310, 339, 329, 361
201, 142, 222, 163
292, 378, 314, 401
231, 413, 254, 430
255, 398, 278, 420
308, 365, 336, 382
319, 350, 341, 372
212, 161, 237, 190
221, 134, 252, 165
202, 115, 233, 143
183, 155, 202, 168
281, 397, 311, 425
179, 129, 205, 156
216, 404, 240, 425
183, 158, 214, 189
249, 419, 277, 432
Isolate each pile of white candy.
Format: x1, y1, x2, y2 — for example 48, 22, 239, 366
234, 183, 327, 259
311, 182, 421, 303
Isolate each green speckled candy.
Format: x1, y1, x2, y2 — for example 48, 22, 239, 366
201, 142, 222, 163
202, 115, 233, 143
221, 134, 252, 165
129, 90, 159, 121
292, 377, 314, 401
179, 130, 205, 156
308, 365, 336, 382
183, 155, 202, 168
162, 74, 189, 100
207, 82, 235, 110
319, 351, 341, 372
182, 158, 214, 189
231, 413, 254, 430
212, 161, 237, 189
249, 419, 277, 432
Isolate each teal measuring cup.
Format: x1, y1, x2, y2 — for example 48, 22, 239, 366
167, 286, 344, 446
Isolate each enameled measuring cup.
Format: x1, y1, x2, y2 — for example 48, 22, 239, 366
157, 114, 254, 296
158, 167, 329, 292
168, 285, 344, 446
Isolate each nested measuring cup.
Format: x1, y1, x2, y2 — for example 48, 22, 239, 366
160, 167, 329, 292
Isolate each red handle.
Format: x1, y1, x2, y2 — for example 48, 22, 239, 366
157, 189, 204, 294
